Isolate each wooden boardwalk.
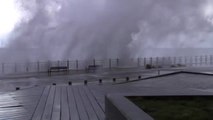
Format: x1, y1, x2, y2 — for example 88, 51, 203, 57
0, 86, 105, 120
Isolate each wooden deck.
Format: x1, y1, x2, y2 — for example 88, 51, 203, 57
0, 86, 105, 120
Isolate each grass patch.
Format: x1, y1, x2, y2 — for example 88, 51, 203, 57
128, 96, 213, 120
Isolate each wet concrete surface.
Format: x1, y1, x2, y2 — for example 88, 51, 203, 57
1, 66, 213, 94
0, 67, 179, 93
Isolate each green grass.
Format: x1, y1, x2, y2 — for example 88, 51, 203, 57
128, 96, 213, 120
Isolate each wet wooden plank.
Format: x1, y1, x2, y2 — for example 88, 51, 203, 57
73, 86, 89, 120
61, 87, 69, 120
42, 86, 55, 120
88, 86, 105, 110
83, 87, 105, 120
51, 86, 61, 120
67, 87, 80, 120
78, 86, 98, 120
0, 85, 108, 120
31, 86, 50, 120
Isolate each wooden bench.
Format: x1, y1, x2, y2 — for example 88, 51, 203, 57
48, 66, 69, 76
85, 65, 103, 72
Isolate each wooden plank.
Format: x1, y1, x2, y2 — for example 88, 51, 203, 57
78, 86, 98, 120
83, 87, 105, 120
42, 86, 56, 120
61, 87, 69, 120
51, 86, 61, 120
67, 87, 80, 120
31, 86, 50, 120
88, 87, 105, 110
72, 86, 89, 120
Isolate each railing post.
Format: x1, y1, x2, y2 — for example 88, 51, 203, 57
67, 60, 69, 67
195, 56, 198, 66
116, 58, 119, 67
67, 60, 69, 72
48, 60, 51, 71
93, 59, 96, 66
158, 70, 160, 75
26, 62, 29, 72
168, 57, 171, 66
174, 57, 176, 65
144, 58, 146, 66
200, 56, 202, 66
37, 61, 40, 72
57, 60, 60, 68
150, 57, 153, 66
156, 57, 159, 67
162, 57, 165, 66
203, 55, 205, 65
190, 56, 193, 66
76, 60, 78, 70
212, 55, 213, 65
137, 58, 140, 67
178, 57, 179, 65
14, 63, 17, 73
109, 59, 112, 69
184, 56, 187, 66
205, 55, 208, 65
2, 63, 4, 74
179, 57, 182, 65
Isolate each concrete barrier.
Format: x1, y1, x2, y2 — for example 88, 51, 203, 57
105, 94, 153, 120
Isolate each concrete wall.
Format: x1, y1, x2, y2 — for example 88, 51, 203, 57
105, 94, 153, 120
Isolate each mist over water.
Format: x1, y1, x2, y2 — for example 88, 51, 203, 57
1, 0, 213, 62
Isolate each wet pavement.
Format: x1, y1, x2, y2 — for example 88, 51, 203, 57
0, 67, 213, 119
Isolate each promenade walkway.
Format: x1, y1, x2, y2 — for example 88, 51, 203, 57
1, 70, 213, 120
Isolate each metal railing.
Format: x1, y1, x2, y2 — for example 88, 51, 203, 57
0, 55, 213, 75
